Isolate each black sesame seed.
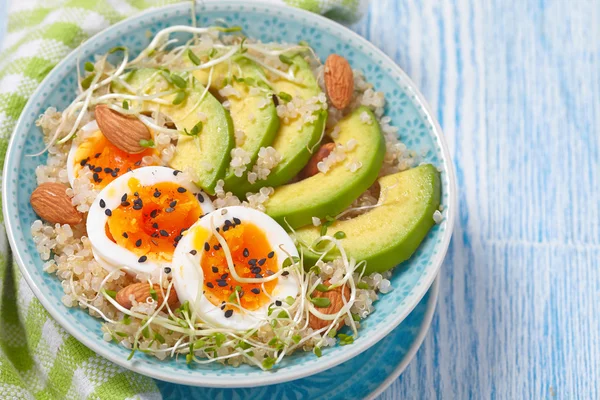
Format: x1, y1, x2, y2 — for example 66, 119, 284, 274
151, 232, 159, 238
268, 251, 274, 258
243, 248, 249, 257
122, 232, 128, 238
251, 288, 260, 294
266, 270, 274, 276
216, 227, 220, 232
135, 239, 142, 247
275, 300, 282, 306
152, 223, 159, 229
224, 309, 233, 318
233, 217, 241, 225
281, 271, 289, 276
251, 267, 262, 274
220, 302, 226, 310
204, 242, 210, 251
121, 193, 127, 202
88, 164, 94, 170
134, 192, 139, 197
160, 229, 169, 237
177, 187, 186, 193
104, 167, 113, 173
174, 235, 182, 242
211, 266, 218, 273
99, 199, 106, 208
169, 200, 177, 208
93, 173, 100, 182
121, 201, 130, 207
165, 207, 174, 213
206, 282, 214, 288
190, 250, 197, 255
221, 273, 229, 279
138, 255, 147, 262
255, 274, 263, 279
111, 171, 118, 177
134, 160, 142, 166
213, 244, 220, 250
153, 189, 161, 198
133, 204, 142, 210
150, 209, 158, 218
173, 170, 181, 176
94, 166, 102, 173
104, 209, 112, 216
224, 220, 232, 226
164, 267, 171, 274
95, 153, 101, 158
114, 168, 120, 173
217, 280, 227, 287
248, 258, 257, 266
258, 258, 266, 266
197, 193, 205, 202
79, 158, 88, 167
152, 239, 159, 246
222, 225, 229, 232
134, 198, 143, 206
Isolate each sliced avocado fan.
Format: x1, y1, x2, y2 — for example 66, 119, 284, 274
293, 164, 442, 274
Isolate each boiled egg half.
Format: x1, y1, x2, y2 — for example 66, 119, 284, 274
172, 206, 299, 330
67, 120, 160, 189
87, 166, 213, 276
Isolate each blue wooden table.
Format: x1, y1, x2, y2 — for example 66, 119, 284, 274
357, 1, 600, 398
1, 1, 598, 398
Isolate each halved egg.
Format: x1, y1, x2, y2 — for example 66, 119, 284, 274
67, 120, 160, 189
172, 206, 299, 330
87, 166, 214, 276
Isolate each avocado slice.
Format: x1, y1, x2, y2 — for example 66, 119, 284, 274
232, 55, 327, 196
293, 164, 441, 274
118, 68, 234, 195
264, 107, 385, 229
192, 56, 280, 191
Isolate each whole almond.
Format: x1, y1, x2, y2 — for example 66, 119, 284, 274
116, 282, 179, 310
301, 142, 335, 179
30, 183, 82, 225
308, 280, 351, 331
324, 54, 354, 109
95, 104, 151, 154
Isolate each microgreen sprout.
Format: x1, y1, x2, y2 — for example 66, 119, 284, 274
84, 61, 95, 72
187, 49, 202, 65
278, 91, 292, 102
139, 139, 155, 148
182, 121, 202, 136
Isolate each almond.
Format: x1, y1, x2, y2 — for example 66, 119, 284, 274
301, 142, 335, 179
116, 282, 179, 310
95, 104, 151, 154
30, 183, 82, 225
324, 54, 354, 110
308, 280, 351, 331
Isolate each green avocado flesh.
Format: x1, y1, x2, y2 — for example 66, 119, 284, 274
264, 106, 385, 229
293, 164, 442, 274
232, 55, 327, 196
192, 56, 279, 191
118, 68, 234, 195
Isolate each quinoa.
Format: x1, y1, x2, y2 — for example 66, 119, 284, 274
247, 146, 281, 184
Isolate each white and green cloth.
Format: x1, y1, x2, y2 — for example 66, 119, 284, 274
0, 0, 365, 398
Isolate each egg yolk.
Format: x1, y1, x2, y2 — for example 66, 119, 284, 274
106, 178, 202, 262
75, 131, 156, 189
195, 222, 278, 313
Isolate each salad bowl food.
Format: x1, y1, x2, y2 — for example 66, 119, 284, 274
3, 1, 455, 387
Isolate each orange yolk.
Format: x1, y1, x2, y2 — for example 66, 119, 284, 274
195, 222, 278, 312
106, 178, 202, 262
75, 131, 156, 189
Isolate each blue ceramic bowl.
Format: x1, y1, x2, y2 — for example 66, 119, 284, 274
2, 1, 456, 388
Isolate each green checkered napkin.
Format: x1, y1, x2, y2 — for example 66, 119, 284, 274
0, 0, 364, 398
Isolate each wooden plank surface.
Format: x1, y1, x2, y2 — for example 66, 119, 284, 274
354, 1, 600, 398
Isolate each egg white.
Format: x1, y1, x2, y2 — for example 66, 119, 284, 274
172, 206, 299, 331
87, 166, 214, 276
66, 119, 100, 187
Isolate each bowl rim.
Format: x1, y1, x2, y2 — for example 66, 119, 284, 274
2, 0, 456, 388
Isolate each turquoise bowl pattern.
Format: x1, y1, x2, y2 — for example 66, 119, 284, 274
2, 1, 455, 388
157, 280, 438, 399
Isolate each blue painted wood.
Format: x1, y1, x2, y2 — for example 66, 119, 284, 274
351, 0, 600, 398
